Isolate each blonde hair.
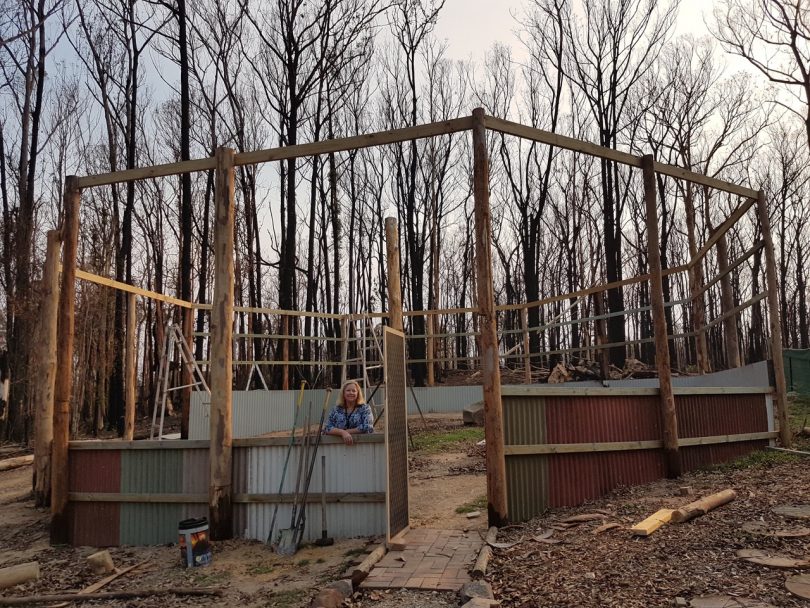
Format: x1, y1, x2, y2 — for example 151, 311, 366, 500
337, 380, 366, 406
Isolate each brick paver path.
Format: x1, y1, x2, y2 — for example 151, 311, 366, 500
361, 528, 483, 591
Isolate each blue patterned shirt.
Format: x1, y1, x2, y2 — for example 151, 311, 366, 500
324, 404, 375, 434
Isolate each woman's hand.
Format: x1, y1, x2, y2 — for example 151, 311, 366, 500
340, 429, 354, 445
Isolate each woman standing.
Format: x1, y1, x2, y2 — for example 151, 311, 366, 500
323, 380, 375, 444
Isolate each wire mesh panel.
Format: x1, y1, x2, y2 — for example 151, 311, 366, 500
384, 327, 409, 540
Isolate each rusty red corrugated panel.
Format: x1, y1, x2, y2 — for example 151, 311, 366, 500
68, 449, 121, 546
69, 503, 120, 547
544, 396, 662, 443
676, 394, 768, 438
69, 449, 121, 492
546, 451, 665, 508
681, 441, 768, 473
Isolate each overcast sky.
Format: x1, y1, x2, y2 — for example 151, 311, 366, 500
433, 0, 745, 70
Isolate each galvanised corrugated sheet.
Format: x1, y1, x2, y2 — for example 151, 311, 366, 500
681, 441, 769, 472
503, 395, 550, 522
238, 440, 386, 542
182, 448, 209, 520
190, 389, 338, 439
69, 449, 121, 546
408, 386, 483, 414
120, 449, 183, 545
676, 394, 767, 438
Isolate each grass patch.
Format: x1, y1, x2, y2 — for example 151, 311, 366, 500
411, 427, 484, 452
712, 448, 801, 472
455, 494, 487, 514
266, 589, 308, 607
343, 547, 366, 557
247, 562, 274, 576
296, 559, 310, 567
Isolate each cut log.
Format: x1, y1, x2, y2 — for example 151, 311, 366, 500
351, 544, 386, 587
0, 562, 39, 590
87, 550, 115, 575
472, 527, 498, 578
671, 489, 737, 523
0, 455, 34, 472
0, 587, 222, 606
630, 509, 674, 536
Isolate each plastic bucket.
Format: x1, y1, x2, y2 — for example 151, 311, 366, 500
178, 517, 212, 568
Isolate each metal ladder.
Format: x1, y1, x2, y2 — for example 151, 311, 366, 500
150, 321, 211, 439
341, 316, 385, 410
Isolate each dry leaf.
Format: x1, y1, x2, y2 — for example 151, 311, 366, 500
560, 513, 606, 523
488, 540, 521, 550
690, 595, 775, 607
773, 504, 810, 520
741, 521, 810, 538
533, 529, 553, 540
593, 522, 622, 535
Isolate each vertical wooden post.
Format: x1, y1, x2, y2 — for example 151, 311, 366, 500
472, 108, 508, 526
426, 314, 435, 386
32, 230, 61, 508
385, 217, 404, 333
757, 190, 792, 448
641, 155, 681, 478
281, 316, 289, 390
124, 293, 137, 441
521, 307, 531, 384
716, 232, 741, 368
51, 176, 81, 544
209, 147, 235, 540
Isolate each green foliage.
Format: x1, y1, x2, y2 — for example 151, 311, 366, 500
411, 427, 484, 452
265, 589, 308, 607
455, 494, 488, 514
713, 448, 801, 472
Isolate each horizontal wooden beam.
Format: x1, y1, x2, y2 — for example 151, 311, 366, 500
504, 431, 777, 455
501, 386, 773, 397
69, 433, 385, 450
77, 157, 217, 189
235, 118, 473, 166
74, 269, 195, 309
484, 115, 758, 199
68, 492, 386, 504
690, 198, 758, 269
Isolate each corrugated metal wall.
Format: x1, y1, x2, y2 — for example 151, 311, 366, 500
190, 386, 486, 439
68, 437, 385, 546
503, 388, 772, 522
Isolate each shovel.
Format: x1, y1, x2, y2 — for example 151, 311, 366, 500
277, 408, 311, 555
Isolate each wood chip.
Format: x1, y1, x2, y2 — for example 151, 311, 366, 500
786, 574, 810, 600
735, 548, 810, 569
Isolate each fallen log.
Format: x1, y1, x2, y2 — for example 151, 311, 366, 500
0, 587, 222, 606
0, 455, 34, 473
671, 489, 737, 523
351, 544, 386, 587
0, 562, 40, 590
472, 527, 498, 578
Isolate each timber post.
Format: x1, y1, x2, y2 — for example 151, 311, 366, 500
124, 293, 137, 441
32, 230, 61, 507
384, 217, 404, 333
757, 190, 792, 448
471, 107, 508, 526
51, 176, 81, 544
641, 155, 682, 478
209, 146, 236, 539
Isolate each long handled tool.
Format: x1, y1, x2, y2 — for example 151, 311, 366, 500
277, 407, 311, 555
267, 381, 307, 546
314, 455, 334, 547
292, 389, 333, 548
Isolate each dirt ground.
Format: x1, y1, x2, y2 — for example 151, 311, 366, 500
0, 415, 484, 608
3, 417, 809, 608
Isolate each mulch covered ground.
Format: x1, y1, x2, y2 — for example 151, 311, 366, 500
488, 454, 810, 608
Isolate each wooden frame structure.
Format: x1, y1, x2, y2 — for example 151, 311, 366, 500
47, 108, 789, 541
